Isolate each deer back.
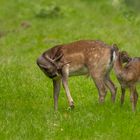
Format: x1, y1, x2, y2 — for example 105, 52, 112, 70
42, 40, 115, 77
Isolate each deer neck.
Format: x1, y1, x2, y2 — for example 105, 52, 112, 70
114, 52, 123, 76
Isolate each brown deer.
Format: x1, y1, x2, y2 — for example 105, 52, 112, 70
113, 45, 140, 111
37, 40, 117, 110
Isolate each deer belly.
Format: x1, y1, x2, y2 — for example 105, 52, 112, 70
69, 65, 88, 76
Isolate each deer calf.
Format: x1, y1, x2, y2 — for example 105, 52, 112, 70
113, 46, 140, 111
37, 40, 117, 110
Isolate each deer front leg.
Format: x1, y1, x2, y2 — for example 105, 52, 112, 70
53, 78, 61, 111
134, 89, 138, 109
130, 85, 137, 111
61, 65, 74, 109
120, 86, 125, 106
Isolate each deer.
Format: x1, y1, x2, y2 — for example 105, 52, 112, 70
36, 40, 117, 110
113, 45, 140, 111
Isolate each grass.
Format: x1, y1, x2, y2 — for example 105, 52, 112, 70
0, 0, 140, 139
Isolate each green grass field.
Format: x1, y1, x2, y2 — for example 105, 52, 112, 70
0, 0, 140, 139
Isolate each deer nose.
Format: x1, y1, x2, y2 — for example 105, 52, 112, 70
37, 55, 48, 66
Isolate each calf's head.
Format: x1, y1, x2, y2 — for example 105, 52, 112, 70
119, 51, 132, 63
112, 44, 131, 63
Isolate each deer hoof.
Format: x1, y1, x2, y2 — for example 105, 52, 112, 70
99, 97, 105, 103
70, 101, 75, 109
111, 95, 116, 103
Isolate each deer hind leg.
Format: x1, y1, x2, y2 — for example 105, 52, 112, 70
104, 76, 117, 102
53, 79, 61, 111
120, 86, 126, 106
91, 73, 107, 103
61, 65, 74, 109
130, 85, 138, 111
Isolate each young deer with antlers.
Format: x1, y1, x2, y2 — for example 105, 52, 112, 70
113, 45, 140, 111
37, 40, 117, 110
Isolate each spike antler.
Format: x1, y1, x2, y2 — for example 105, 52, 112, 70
53, 53, 64, 61
42, 53, 58, 67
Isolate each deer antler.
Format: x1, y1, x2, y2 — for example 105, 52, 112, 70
42, 54, 58, 67
54, 53, 64, 61
43, 53, 66, 70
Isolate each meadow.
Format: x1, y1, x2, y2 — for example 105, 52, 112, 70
0, 0, 140, 139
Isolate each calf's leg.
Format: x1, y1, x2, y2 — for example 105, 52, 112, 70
120, 86, 125, 106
